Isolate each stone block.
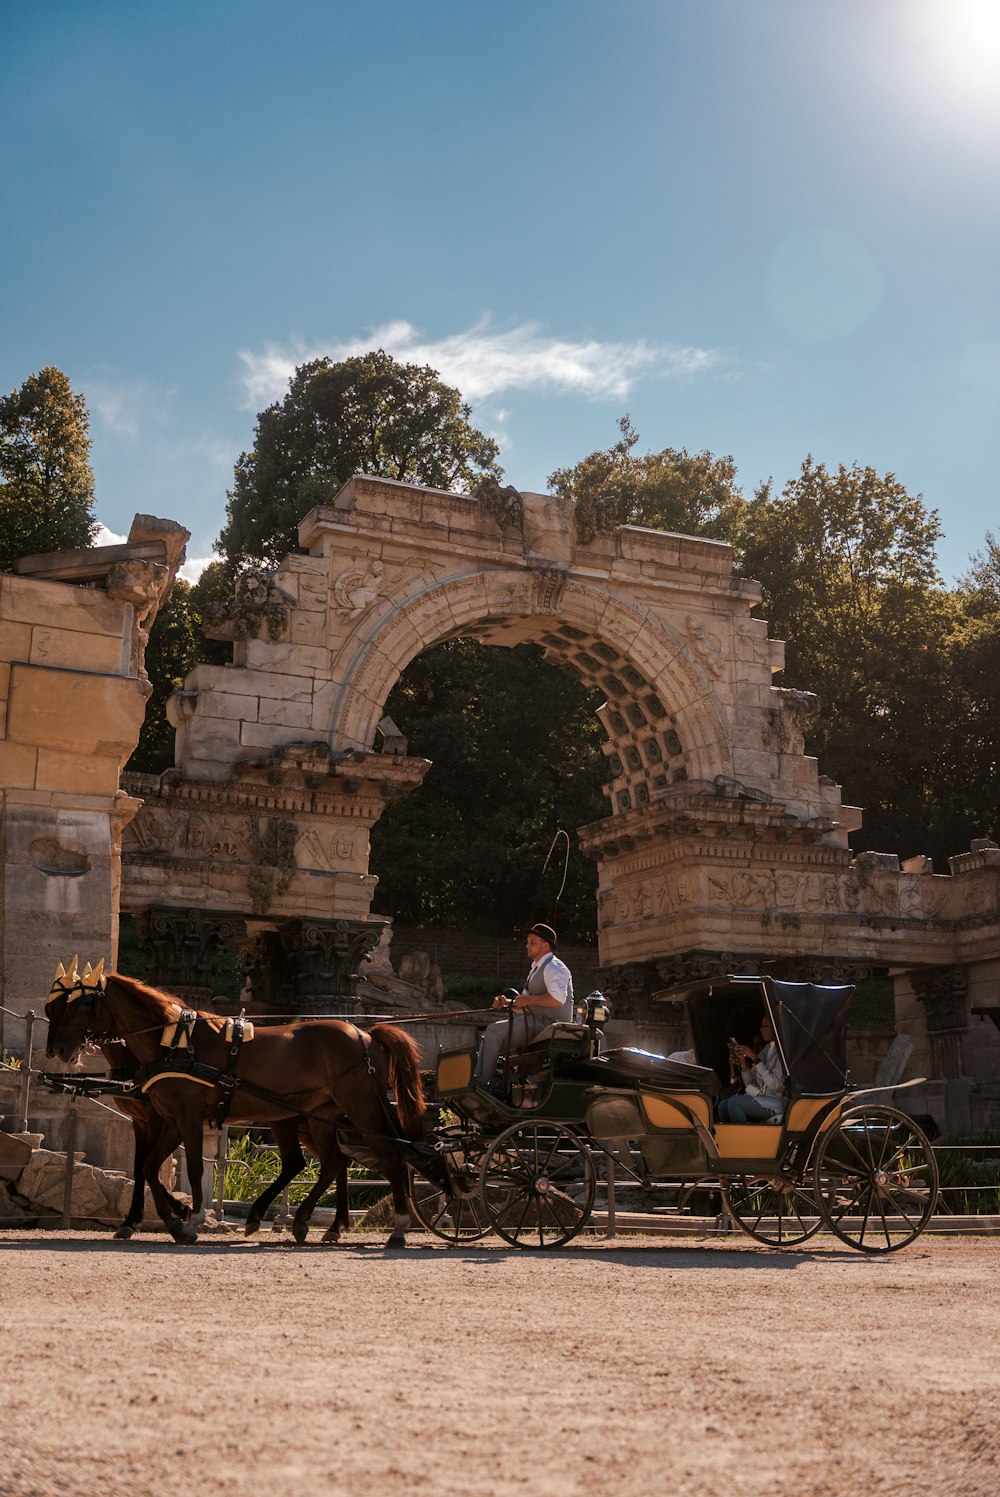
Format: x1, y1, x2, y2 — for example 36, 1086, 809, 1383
35, 749, 122, 796
16, 1146, 133, 1220
239, 720, 327, 751
0, 574, 124, 636
258, 697, 313, 728
242, 640, 332, 674
6, 662, 145, 756
0, 618, 32, 660
198, 690, 260, 723
29, 625, 125, 673
0, 741, 39, 787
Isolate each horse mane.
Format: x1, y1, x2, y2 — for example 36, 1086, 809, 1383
106, 972, 225, 1032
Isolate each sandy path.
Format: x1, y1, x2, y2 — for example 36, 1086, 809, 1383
2, 1229, 998, 1497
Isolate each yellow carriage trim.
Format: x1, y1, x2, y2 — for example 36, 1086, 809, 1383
785, 1096, 842, 1132
713, 1123, 783, 1158
436, 1051, 474, 1093
639, 1092, 714, 1131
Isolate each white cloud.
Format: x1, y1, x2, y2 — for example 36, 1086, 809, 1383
179, 555, 214, 583
238, 317, 724, 410
93, 522, 129, 548
84, 374, 178, 440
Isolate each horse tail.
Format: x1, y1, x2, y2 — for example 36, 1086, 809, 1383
370, 1023, 426, 1137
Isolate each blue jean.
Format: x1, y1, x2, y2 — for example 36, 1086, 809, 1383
717, 1092, 779, 1123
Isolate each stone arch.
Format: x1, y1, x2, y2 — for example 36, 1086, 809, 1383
329, 569, 733, 811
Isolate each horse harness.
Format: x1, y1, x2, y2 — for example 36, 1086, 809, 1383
139, 1008, 383, 1130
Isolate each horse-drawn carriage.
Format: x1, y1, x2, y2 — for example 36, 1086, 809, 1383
409, 974, 940, 1253
42, 962, 938, 1254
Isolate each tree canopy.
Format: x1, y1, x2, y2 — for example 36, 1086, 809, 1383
548, 416, 746, 544
0, 366, 97, 572
218, 351, 503, 569
736, 457, 952, 858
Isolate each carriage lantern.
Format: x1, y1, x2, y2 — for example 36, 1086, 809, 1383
579, 991, 611, 1031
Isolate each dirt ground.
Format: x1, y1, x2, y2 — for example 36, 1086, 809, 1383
2, 1226, 998, 1497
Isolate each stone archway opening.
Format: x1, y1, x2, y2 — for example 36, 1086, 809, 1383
368, 636, 609, 942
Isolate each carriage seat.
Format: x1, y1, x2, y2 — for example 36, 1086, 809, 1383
526, 1021, 591, 1048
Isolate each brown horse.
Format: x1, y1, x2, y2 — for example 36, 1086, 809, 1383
45, 966, 425, 1247
97, 1037, 349, 1243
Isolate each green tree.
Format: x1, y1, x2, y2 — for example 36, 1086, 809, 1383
548, 416, 746, 544
219, 351, 502, 569
370, 641, 608, 942
959, 530, 1000, 616
737, 457, 950, 857
0, 366, 97, 572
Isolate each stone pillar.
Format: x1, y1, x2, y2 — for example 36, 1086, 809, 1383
135, 907, 247, 1004
911, 965, 969, 1079
243, 917, 385, 1016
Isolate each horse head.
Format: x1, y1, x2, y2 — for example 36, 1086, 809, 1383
45, 957, 107, 1062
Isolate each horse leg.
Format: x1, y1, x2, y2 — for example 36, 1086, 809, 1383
175, 1111, 208, 1244
382, 1155, 412, 1248
287, 1124, 345, 1244
141, 1120, 196, 1241
245, 1121, 307, 1237
320, 1150, 351, 1245
115, 1109, 186, 1239
115, 1117, 149, 1241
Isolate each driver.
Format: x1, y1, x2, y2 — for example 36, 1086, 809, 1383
474, 924, 575, 1092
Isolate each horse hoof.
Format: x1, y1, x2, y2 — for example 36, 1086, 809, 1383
244, 1219, 260, 1237
291, 1223, 309, 1245
171, 1220, 198, 1245
113, 1224, 136, 1241
321, 1227, 341, 1245
386, 1232, 406, 1249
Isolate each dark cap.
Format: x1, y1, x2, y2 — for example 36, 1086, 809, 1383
527, 923, 557, 947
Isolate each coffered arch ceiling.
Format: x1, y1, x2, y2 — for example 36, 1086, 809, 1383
328, 570, 731, 817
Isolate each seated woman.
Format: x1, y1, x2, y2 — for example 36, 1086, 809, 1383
717, 1011, 786, 1123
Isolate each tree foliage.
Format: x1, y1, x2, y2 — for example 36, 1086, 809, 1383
736, 457, 952, 857
548, 416, 746, 544
218, 351, 503, 569
0, 366, 97, 572
369, 641, 608, 942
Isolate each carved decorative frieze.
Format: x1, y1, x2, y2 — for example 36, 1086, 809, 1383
473, 476, 524, 532
333, 560, 384, 619
653, 950, 761, 992
203, 571, 294, 642
910, 964, 969, 1080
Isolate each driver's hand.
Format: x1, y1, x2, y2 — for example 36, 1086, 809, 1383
491, 994, 511, 1010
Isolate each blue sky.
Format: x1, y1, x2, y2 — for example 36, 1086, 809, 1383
2, 0, 998, 582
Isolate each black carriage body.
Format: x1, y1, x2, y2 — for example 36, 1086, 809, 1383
419, 977, 938, 1252
434, 976, 853, 1177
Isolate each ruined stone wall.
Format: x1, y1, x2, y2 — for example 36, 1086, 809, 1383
0, 518, 188, 1054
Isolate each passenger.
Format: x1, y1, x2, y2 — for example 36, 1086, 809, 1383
716, 1012, 786, 1122
474, 924, 574, 1091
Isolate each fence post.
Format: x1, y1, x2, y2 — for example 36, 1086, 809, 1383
61, 1095, 78, 1229
15, 1010, 36, 1134
214, 1126, 228, 1219
605, 1150, 616, 1239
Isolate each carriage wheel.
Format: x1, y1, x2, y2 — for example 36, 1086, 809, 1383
722, 1174, 823, 1247
480, 1121, 596, 1248
813, 1105, 939, 1253
407, 1132, 493, 1244
408, 1168, 493, 1243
